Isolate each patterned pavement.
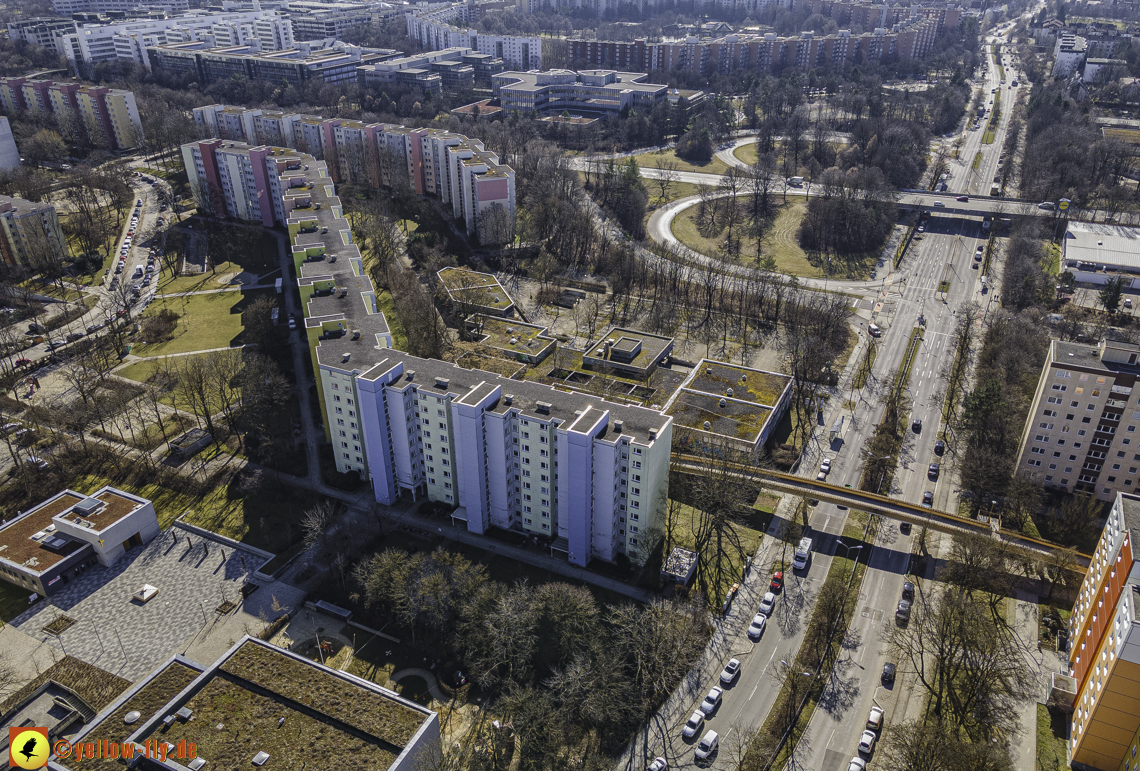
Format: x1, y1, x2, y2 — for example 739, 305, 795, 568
12, 525, 272, 681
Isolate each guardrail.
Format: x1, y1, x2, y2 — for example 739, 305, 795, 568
672, 455, 1092, 567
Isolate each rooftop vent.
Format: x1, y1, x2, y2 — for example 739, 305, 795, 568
162, 714, 177, 729
649, 428, 658, 440
435, 377, 450, 389
719, 398, 727, 408
176, 707, 193, 721
726, 387, 733, 397
405, 370, 415, 381
613, 420, 623, 433
252, 751, 270, 766
123, 711, 141, 725
504, 394, 513, 405
741, 374, 747, 382
187, 758, 206, 771
706, 367, 712, 375
536, 401, 552, 414
342, 353, 351, 363
351, 329, 360, 340
703, 421, 711, 430
74, 497, 104, 515
509, 337, 518, 345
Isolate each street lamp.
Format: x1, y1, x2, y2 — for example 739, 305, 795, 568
837, 542, 864, 560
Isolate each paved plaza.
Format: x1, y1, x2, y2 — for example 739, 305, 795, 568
10, 524, 303, 681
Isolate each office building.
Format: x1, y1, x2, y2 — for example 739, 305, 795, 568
356, 47, 503, 94
0, 118, 20, 172
56, 638, 440, 771
52, 10, 295, 72
1066, 491, 1140, 771
149, 40, 399, 85
1015, 338, 1140, 500
287, 1, 373, 40
0, 194, 67, 268
0, 486, 159, 597
406, 5, 541, 69
187, 109, 516, 239
492, 69, 666, 115
52, 0, 188, 13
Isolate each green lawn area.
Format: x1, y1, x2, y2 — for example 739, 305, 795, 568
69, 472, 317, 558
131, 288, 272, 357
376, 288, 408, 351
669, 500, 764, 606
671, 199, 875, 279
0, 578, 31, 624
1043, 243, 1061, 277
1037, 704, 1069, 771
733, 142, 757, 166
630, 148, 729, 177
983, 128, 996, 144
116, 355, 227, 415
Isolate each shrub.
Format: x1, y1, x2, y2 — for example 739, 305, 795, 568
138, 309, 180, 343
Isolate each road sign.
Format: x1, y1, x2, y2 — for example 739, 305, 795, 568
1059, 198, 1071, 211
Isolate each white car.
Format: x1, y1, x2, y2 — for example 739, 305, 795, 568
747, 614, 767, 639
682, 710, 704, 740
699, 686, 723, 716
695, 730, 719, 762
720, 658, 742, 684
820, 458, 832, 473
758, 592, 776, 616
858, 729, 877, 754
846, 758, 867, 771
866, 706, 884, 731
647, 758, 667, 771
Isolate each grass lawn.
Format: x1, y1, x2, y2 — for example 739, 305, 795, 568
669, 500, 764, 606
733, 142, 757, 166
1037, 704, 1069, 771
630, 148, 729, 177
1043, 242, 1061, 277
671, 200, 875, 279
376, 288, 408, 351
131, 288, 272, 357
117, 354, 243, 416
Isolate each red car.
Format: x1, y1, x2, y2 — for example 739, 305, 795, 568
14, 358, 30, 367
770, 571, 784, 592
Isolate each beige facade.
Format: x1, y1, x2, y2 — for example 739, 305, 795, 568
0, 194, 67, 268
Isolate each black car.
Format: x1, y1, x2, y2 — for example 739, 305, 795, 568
922, 491, 934, 507
934, 440, 945, 455
882, 663, 896, 685
899, 522, 912, 535
902, 581, 915, 601
912, 418, 922, 432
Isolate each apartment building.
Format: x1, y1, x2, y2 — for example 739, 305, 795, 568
492, 69, 667, 115
73, 86, 144, 151
1055, 33, 1089, 77
148, 40, 399, 85
53, 10, 295, 72
5, 18, 79, 50
287, 3, 373, 40
1066, 492, 1140, 771
52, 0, 188, 12
356, 47, 504, 94
406, 5, 541, 69
1015, 339, 1140, 501
0, 118, 19, 172
188, 109, 516, 240
183, 140, 315, 226
0, 194, 68, 268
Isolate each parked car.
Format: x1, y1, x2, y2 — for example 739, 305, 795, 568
882, 662, 896, 684
758, 592, 776, 616
867, 706, 885, 732
934, 439, 945, 455
902, 581, 915, 601
86, 324, 103, 334
900, 521, 912, 535
682, 711, 704, 740
695, 731, 719, 763
896, 600, 912, 624
846, 758, 868, 771
26, 456, 48, 470
770, 571, 784, 592
699, 687, 723, 716
820, 458, 832, 474
14, 358, 29, 367
858, 730, 877, 755
647, 758, 667, 771
720, 658, 742, 684
66, 332, 84, 343
928, 462, 940, 479
747, 614, 767, 639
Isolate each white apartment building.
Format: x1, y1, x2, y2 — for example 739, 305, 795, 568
1016, 339, 1140, 500
1054, 33, 1088, 77
406, 6, 540, 69
55, 11, 294, 72
351, 353, 672, 566
52, 0, 188, 13
0, 118, 20, 172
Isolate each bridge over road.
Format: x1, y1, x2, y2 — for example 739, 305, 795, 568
673, 454, 1092, 569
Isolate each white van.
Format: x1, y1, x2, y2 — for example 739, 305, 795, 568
793, 537, 813, 570
868, 323, 882, 337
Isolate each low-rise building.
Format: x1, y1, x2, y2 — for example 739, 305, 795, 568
58, 638, 440, 771
583, 326, 674, 379
663, 360, 794, 457
1055, 33, 1088, 77
1015, 338, 1140, 500
1062, 222, 1140, 287
356, 47, 495, 94
0, 486, 159, 597
466, 314, 556, 364
492, 69, 666, 115
438, 266, 514, 316
1084, 57, 1127, 83
1066, 492, 1140, 771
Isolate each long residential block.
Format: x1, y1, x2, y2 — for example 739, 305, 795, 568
0, 78, 143, 151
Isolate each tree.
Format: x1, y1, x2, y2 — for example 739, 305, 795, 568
1100, 275, 1124, 315
652, 159, 679, 203
301, 499, 335, 558
241, 296, 279, 351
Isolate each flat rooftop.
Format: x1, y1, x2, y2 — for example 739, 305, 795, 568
469, 315, 554, 359
131, 639, 434, 771
585, 327, 674, 372
1064, 222, 1140, 272
663, 359, 793, 444
665, 390, 773, 440
686, 361, 792, 407
0, 491, 87, 575
63, 659, 203, 771
437, 267, 513, 310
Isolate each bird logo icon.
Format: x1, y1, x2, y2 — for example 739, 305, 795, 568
8, 728, 49, 769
